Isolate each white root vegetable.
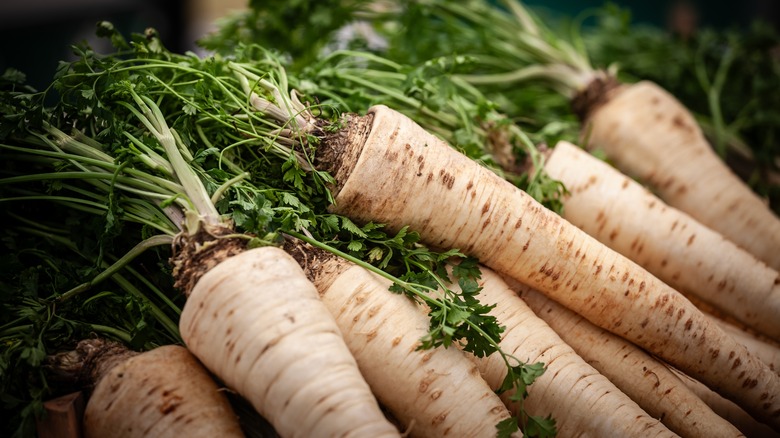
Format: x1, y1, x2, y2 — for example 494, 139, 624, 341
293, 246, 515, 438
450, 265, 680, 437
319, 104, 780, 429
510, 283, 744, 438
670, 368, 780, 438
48, 339, 244, 438
541, 140, 780, 341
582, 81, 780, 271
178, 246, 400, 438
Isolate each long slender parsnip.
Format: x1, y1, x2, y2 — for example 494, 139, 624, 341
511, 284, 743, 438
449, 266, 680, 438
542, 140, 780, 341
670, 368, 780, 438
178, 246, 400, 438
712, 318, 780, 374
291, 247, 514, 438
320, 104, 780, 430
581, 81, 780, 271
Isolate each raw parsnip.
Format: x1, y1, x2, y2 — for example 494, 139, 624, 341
580, 80, 780, 270
670, 368, 780, 438
318, 104, 780, 430
511, 284, 743, 438
289, 245, 514, 438
427, 0, 780, 270
178, 246, 400, 438
542, 140, 780, 341
47, 339, 244, 438
712, 318, 780, 374
447, 265, 680, 438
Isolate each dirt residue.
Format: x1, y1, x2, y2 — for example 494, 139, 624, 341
283, 237, 349, 291
316, 113, 374, 196
46, 338, 137, 390
170, 223, 248, 297
571, 75, 622, 122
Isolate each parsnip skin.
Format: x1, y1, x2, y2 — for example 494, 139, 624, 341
83, 344, 244, 438
543, 141, 780, 340
457, 266, 679, 438
670, 368, 780, 438
713, 318, 780, 375
326, 105, 780, 430
512, 284, 744, 438
583, 81, 780, 271
179, 247, 400, 438
309, 256, 513, 438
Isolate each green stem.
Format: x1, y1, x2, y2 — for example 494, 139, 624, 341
211, 172, 250, 205
58, 234, 174, 302
88, 324, 133, 344
120, 92, 220, 224
15, 227, 181, 340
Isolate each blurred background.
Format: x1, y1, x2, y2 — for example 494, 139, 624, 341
1, 0, 779, 90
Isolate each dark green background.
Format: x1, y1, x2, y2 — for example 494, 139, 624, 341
1, 1, 777, 90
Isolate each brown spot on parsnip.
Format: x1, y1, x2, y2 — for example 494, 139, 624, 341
439, 170, 455, 189
482, 201, 490, 215
742, 378, 758, 389
687, 234, 696, 245
160, 394, 183, 415
684, 319, 693, 331
594, 265, 602, 275
732, 358, 742, 370
609, 229, 619, 241
672, 114, 692, 132
621, 179, 629, 189
640, 318, 649, 328
431, 413, 447, 426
